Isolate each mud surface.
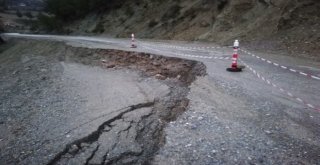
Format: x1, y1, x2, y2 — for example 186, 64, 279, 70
0, 40, 205, 165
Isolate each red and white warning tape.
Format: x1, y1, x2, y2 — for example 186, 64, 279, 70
148, 44, 320, 81
239, 59, 320, 112
140, 40, 319, 112
162, 45, 224, 50
240, 49, 320, 81
145, 43, 226, 50
144, 41, 320, 80
140, 39, 320, 112
140, 42, 230, 60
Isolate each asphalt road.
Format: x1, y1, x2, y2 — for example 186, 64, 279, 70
2, 33, 320, 164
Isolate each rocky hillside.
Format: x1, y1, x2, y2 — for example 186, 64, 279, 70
48, 0, 320, 59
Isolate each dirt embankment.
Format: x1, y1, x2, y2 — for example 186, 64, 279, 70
66, 47, 206, 86
0, 39, 206, 165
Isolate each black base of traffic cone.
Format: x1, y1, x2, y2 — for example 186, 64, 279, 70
226, 67, 242, 72
131, 45, 137, 48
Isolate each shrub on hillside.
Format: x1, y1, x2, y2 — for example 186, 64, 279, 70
16, 10, 23, 18
125, 6, 134, 16
0, 19, 4, 32
217, 0, 228, 11
161, 4, 181, 21
184, 7, 197, 20
45, 0, 90, 21
25, 11, 34, 19
92, 21, 105, 33
45, 0, 126, 21
148, 19, 158, 28
37, 13, 64, 32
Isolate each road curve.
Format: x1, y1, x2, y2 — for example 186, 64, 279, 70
2, 33, 320, 164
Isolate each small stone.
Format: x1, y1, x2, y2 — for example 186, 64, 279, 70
207, 155, 214, 158
62, 153, 73, 158
69, 145, 79, 154
155, 74, 166, 80
185, 144, 192, 147
66, 134, 71, 138
12, 70, 18, 75
152, 62, 161, 66
266, 141, 272, 146
80, 143, 90, 148
264, 130, 272, 134
211, 150, 217, 154
106, 64, 116, 68
104, 126, 111, 132
190, 124, 197, 130
24, 67, 31, 71
169, 121, 175, 125
13, 154, 19, 159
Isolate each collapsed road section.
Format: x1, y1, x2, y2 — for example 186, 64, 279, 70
0, 40, 206, 165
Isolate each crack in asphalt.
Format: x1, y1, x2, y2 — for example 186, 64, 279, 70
105, 151, 143, 165
85, 144, 100, 165
47, 102, 155, 165
101, 142, 119, 165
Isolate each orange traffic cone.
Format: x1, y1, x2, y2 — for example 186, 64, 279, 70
131, 33, 137, 48
227, 40, 242, 72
